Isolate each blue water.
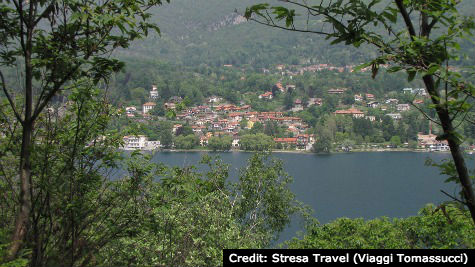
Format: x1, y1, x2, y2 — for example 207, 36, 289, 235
142, 151, 472, 243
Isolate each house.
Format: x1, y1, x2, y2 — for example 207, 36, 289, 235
307, 98, 322, 106
292, 99, 303, 111
397, 104, 411, 111
354, 94, 363, 101
169, 96, 183, 103
334, 108, 365, 118
150, 85, 159, 99
122, 135, 161, 150
296, 134, 315, 150
274, 82, 285, 92
274, 137, 297, 148
125, 106, 137, 116
417, 133, 449, 150
200, 136, 209, 146
142, 102, 156, 114
228, 112, 243, 122
123, 135, 147, 150
164, 102, 176, 110
207, 96, 222, 103
386, 113, 402, 120
403, 88, 427, 96
259, 91, 273, 100
365, 93, 375, 100
367, 101, 379, 108
385, 98, 399, 104
232, 137, 240, 148
413, 88, 427, 96
192, 125, 206, 133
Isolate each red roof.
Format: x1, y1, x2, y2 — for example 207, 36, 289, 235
260, 91, 273, 97
334, 108, 364, 115
143, 102, 156, 106
274, 137, 297, 143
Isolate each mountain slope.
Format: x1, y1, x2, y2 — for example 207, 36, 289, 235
118, 0, 474, 68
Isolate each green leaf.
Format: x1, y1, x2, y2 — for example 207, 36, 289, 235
407, 70, 416, 82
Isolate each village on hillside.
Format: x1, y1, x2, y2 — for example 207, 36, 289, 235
119, 74, 463, 153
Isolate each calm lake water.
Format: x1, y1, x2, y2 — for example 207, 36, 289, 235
147, 151, 474, 243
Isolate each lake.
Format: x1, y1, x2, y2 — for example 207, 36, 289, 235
148, 151, 473, 243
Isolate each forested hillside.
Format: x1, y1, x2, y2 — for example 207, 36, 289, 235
108, 0, 475, 104
117, 0, 475, 67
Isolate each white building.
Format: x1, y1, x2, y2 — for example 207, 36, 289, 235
125, 106, 137, 117
386, 113, 402, 120
122, 135, 161, 150
403, 87, 427, 96
385, 98, 399, 104
125, 106, 136, 114
208, 96, 222, 103
143, 102, 156, 114
232, 138, 240, 148
150, 85, 159, 99
397, 104, 411, 111
123, 135, 147, 150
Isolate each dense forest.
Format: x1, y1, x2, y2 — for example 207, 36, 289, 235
1, 0, 475, 266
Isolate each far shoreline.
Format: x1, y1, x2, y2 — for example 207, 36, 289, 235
124, 147, 465, 154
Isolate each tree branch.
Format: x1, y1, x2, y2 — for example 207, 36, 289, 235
395, 0, 416, 37
0, 70, 24, 124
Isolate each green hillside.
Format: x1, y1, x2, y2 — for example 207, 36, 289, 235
117, 0, 474, 68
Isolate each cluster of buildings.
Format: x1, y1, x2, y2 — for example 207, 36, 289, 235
263, 63, 391, 78
175, 104, 315, 149
333, 86, 430, 122
417, 132, 449, 151
121, 84, 317, 150
121, 80, 442, 152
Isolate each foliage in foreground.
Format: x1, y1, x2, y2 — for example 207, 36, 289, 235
0, 80, 302, 266
287, 204, 475, 249
96, 152, 304, 267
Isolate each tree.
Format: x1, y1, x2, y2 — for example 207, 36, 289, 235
245, 0, 475, 227
1, 81, 143, 266
96, 153, 304, 266
207, 136, 233, 151
150, 101, 166, 116
240, 118, 249, 129
286, 204, 475, 249
175, 125, 194, 136
381, 116, 396, 141
160, 128, 174, 149
130, 87, 148, 105
264, 121, 281, 136
174, 134, 199, 149
239, 134, 275, 151
283, 90, 295, 110
0, 0, 171, 259
313, 128, 333, 153
250, 121, 264, 134
390, 136, 402, 148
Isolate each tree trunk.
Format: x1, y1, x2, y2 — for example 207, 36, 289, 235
7, 124, 33, 260
423, 75, 475, 227
7, 26, 34, 259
